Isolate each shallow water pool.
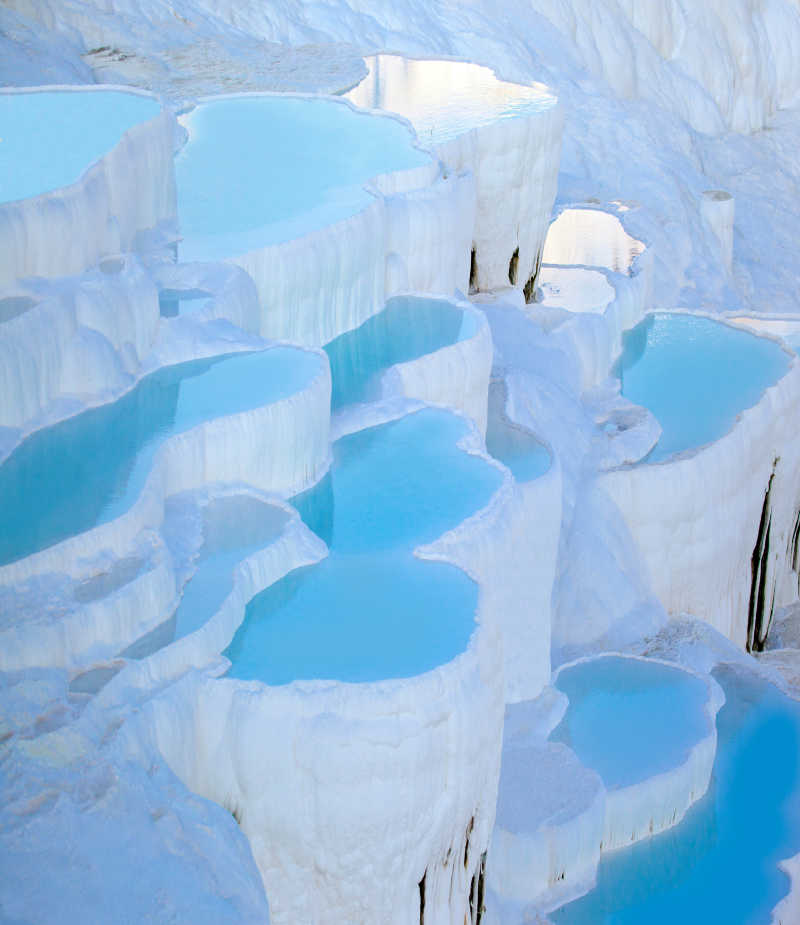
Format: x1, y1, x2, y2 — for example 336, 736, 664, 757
123, 496, 290, 659
224, 409, 502, 684
0, 347, 319, 566
542, 208, 644, 274
175, 95, 431, 261
344, 54, 556, 146
551, 656, 710, 790
0, 89, 160, 204
324, 295, 476, 409
552, 666, 800, 925
616, 313, 790, 463
484, 383, 551, 483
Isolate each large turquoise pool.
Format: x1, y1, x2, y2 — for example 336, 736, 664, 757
0, 347, 319, 566
616, 314, 790, 463
224, 409, 502, 684
0, 89, 161, 204
324, 296, 476, 409
175, 95, 431, 261
552, 666, 800, 925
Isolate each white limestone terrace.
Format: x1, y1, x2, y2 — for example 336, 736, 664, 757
477, 373, 562, 704
0, 86, 177, 286
345, 54, 563, 296
600, 311, 800, 650
0, 79, 560, 925
80, 373, 554, 923
486, 687, 605, 921
0, 320, 330, 670
325, 293, 493, 435
4, 4, 800, 925
127, 406, 522, 924
0, 666, 272, 924
174, 91, 447, 346
552, 655, 722, 848
0, 255, 162, 441
485, 654, 723, 923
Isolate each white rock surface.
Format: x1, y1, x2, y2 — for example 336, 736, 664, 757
487, 688, 605, 914
381, 299, 493, 435
0, 255, 161, 434
701, 189, 735, 273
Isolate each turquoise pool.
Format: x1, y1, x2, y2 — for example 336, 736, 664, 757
175, 95, 431, 261
484, 385, 551, 483
551, 656, 710, 790
123, 496, 290, 659
0, 348, 319, 566
0, 89, 160, 204
616, 314, 790, 463
324, 296, 476, 409
552, 666, 800, 925
224, 409, 502, 684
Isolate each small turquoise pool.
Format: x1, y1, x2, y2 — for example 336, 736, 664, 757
123, 496, 290, 659
344, 54, 557, 146
224, 409, 502, 684
485, 386, 551, 483
551, 656, 710, 790
324, 296, 476, 409
552, 666, 800, 925
616, 314, 790, 463
176, 95, 431, 261
0, 347, 320, 566
0, 89, 161, 204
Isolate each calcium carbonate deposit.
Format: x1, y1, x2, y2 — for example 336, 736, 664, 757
4, 2, 800, 923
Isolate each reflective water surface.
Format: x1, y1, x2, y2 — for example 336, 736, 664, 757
344, 54, 556, 145
542, 208, 645, 274
224, 409, 502, 684
176, 95, 431, 260
616, 313, 790, 463
1, 89, 160, 203
551, 656, 710, 790
0, 347, 319, 566
553, 666, 800, 925
324, 295, 476, 409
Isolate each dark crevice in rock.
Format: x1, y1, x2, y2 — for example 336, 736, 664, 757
508, 247, 519, 286
469, 248, 478, 293
418, 870, 426, 925
224, 800, 242, 826
469, 871, 476, 922
476, 852, 486, 925
748, 468, 777, 653
469, 852, 487, 925
464, 816, 473, 869
523, 248, 542, 303
789, 509, 800, 583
